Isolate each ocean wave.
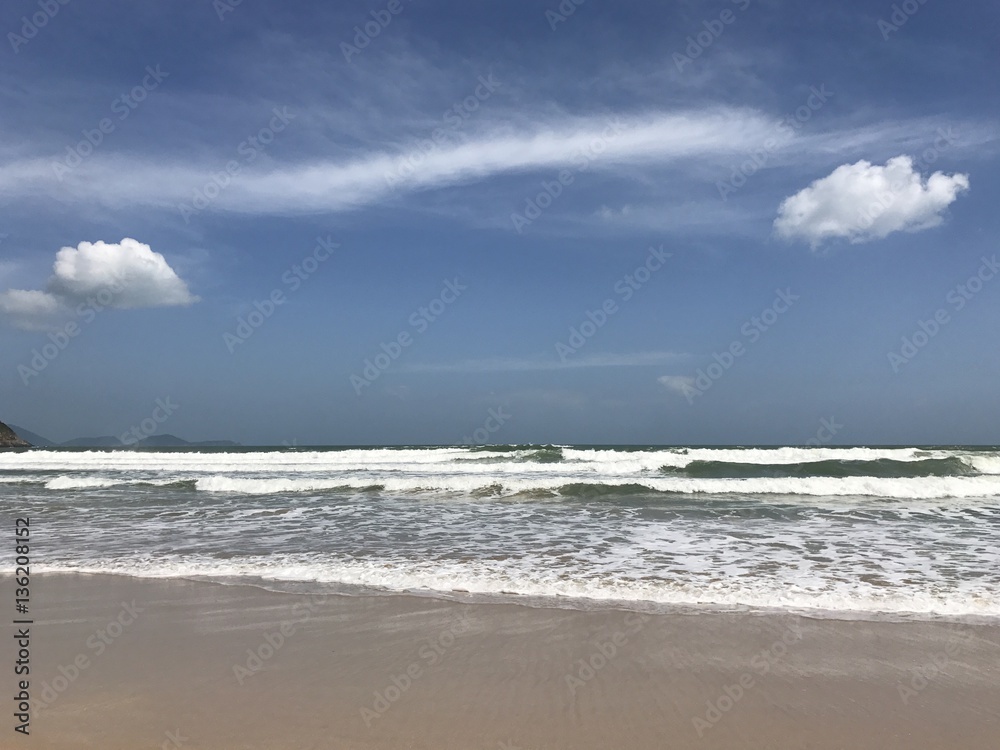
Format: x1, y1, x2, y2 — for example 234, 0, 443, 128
3, 445, 984, 473
184, 473, 1000, 499
664, 456, 976, 479
456, 446, 564, 463
4, 446, 998, 501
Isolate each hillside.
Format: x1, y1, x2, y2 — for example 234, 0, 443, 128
7, 424, 54, 447
0, 421, 31, 448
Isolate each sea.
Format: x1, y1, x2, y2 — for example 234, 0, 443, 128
2, 445, 999, 622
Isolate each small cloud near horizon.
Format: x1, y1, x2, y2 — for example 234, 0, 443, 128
658, 375, 696, 397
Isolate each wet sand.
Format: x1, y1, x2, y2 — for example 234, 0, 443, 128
4, 573, 1000, 749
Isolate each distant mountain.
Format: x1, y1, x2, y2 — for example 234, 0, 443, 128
134, 434, 187, 447
134, 434, 240, 448
4, 426, 238, 448
7, 424, 53, 447
0, 421, 31, 448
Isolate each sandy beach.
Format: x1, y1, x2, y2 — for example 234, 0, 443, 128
1, 573, 997, 749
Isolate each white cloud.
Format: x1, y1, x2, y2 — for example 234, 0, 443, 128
658, 375, 696, 396
774, 155, 970, 248
597, 205, 633, 220
0, 289, 63, 331
47, 238, 197, 308
0, 238, 197, 330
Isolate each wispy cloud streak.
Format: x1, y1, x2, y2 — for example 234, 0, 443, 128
1, 109, 788, 215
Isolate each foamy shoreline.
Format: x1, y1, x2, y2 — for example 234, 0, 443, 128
7, 573, 1000, 749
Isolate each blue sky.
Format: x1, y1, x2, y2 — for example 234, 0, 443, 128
1, 0, 998, 445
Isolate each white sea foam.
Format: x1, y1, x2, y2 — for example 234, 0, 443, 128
45, 476, 180, 490
26, 556, 1000, 620
967, 454, 1000, 474
46, 476, 131, 489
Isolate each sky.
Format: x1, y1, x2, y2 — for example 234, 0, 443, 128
1, 0, 998, 446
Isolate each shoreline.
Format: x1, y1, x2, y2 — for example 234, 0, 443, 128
21, 567, 1000, 625
4, 572, 1000, 748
